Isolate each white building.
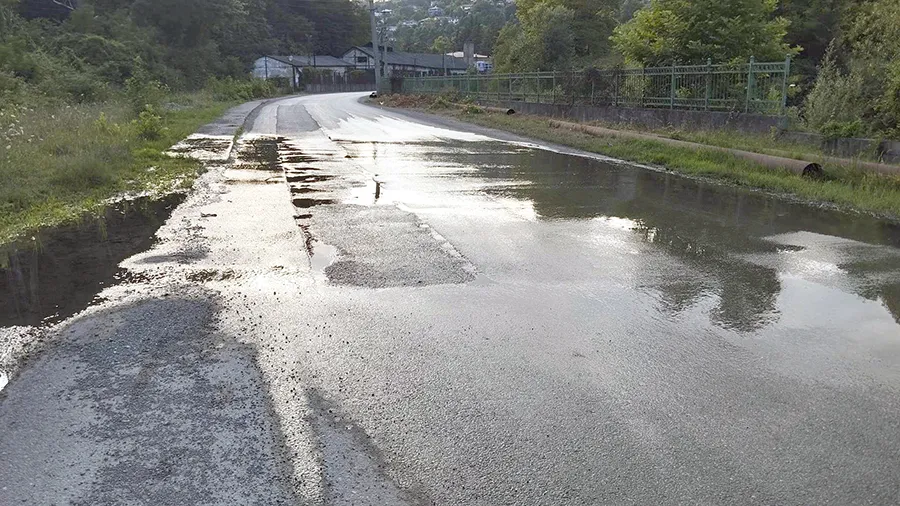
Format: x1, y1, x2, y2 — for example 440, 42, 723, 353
252, 55, 357, 81
341, 45, 468, 76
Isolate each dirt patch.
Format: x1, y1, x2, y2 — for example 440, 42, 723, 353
185, 268, 238, 283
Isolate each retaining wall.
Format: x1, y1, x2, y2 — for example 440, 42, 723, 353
305, 83, 374, 94
478, 100, 900, 163
478, 100, 784, 134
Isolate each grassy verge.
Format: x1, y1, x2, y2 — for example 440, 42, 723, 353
0, 93, 237, 244
379, 95, 900, 219
570, 120, 883, 164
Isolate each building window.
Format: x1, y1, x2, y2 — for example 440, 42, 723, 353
357, 56, 368, 64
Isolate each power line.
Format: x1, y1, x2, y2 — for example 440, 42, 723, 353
50, 0, 76, 10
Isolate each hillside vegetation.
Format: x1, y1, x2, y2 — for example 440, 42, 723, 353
0, 0, 369, 242
379, 0, 900, 140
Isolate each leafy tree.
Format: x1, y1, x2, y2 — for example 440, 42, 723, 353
494, 3, 576, 72
268, 0, 368, 56
611, 0, 797, 65
777, 0, 842, 75
497, 0, 617, 70
431, 35, 453, 54
804, 0, 900, 136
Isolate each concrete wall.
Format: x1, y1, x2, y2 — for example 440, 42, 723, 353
473, 99, 900, 162
480, 100, 784, 134
305, 83, 374, 93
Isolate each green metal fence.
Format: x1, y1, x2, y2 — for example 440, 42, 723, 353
403, 57, 792, 116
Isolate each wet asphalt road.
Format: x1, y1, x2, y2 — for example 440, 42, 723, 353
2, 92, 900, 505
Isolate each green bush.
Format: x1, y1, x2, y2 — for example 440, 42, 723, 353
820, 119, 864, 140
94, 112, 124, 136
133, 105, 165, 140
125, 64, 169, 115
803, 50, 868, 135
206, 77, 277, 101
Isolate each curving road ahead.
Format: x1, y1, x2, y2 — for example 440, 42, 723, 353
2, 92, 900, 505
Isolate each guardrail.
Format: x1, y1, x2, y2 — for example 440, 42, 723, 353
402, 57, 791, 116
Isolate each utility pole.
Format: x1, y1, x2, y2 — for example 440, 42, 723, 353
368, 0, 382, 92
306, 34, 317, 68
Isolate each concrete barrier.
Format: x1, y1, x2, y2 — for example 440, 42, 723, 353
478, 100, 783, 134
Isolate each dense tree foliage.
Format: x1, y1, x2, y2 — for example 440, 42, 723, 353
493, 0, 618, 71
388, 0, 515, 55
5, 0, 900, 138
0, 0, 369, 101
804, 0, 900, 136
611, 0, 796, 65
493, 3, 577, 71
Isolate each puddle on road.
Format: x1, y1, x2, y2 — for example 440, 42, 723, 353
343, 180, 383, 207
292, 198, 337, 209
287, 175, 334, 184
167, 134, 233, 161
290, 187, 323, 195
296, 218, 339, 277
0, 194, 184, 328
310, 242, 339, 274
348, 140, 900, 331
234, 135, 310, 172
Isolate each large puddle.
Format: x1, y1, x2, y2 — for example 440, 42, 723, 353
342, 140, 900, 331
0, 194, 184, 328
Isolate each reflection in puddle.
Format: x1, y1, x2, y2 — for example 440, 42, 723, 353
0, 194, 184, 328
310, 242, 339, 275
344, 180, 382, 206
366, 140, 900, 332
290, 187, 323, 195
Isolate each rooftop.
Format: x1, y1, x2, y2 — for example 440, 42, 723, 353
348, 46, 468, 70
265, 55, 355, 67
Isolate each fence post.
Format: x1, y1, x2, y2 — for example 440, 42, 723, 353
591, 79, 595, 106
704, 58, 711, 111
508, 76, 512, 102
745, 56, 755, 113
552, 73, 556, 104
670, 62, 676, 109
613, 71, 619, 107
780, 55, 791, 116
640, 67, 645, 108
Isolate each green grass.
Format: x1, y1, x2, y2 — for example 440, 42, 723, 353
382, 96, 900, 219
0, 93, 236, 244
